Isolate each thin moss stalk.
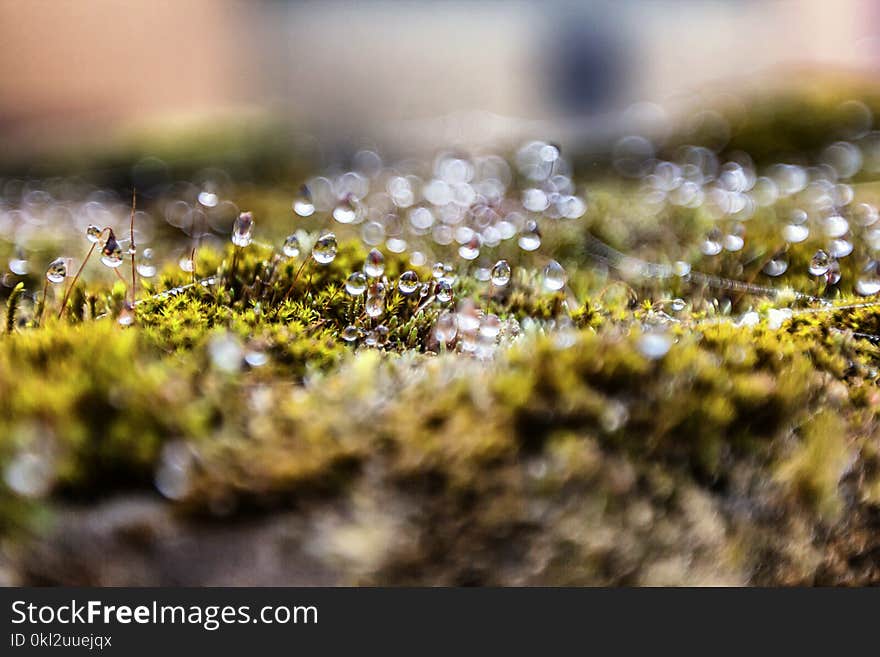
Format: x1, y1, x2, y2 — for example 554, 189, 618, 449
5, 281, 25, 334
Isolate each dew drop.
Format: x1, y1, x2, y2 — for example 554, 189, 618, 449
638, 333, 671, 360
432, 262, 446, 280
782, 223, 809, 243
723, 234, 744, 252
374, 325, 389, 347
332, 196, 360, 224
852, 202, 878, 227
101, 233, 124, 268
244, 350, 268, 367
341, 324, 360, 342
479, 314, 502, 338
670, 298, 686, 312
209, 333, 243, 373
4, 450, 53, 498
762, 256, 788, 277
823, 214, 849, 238
312, 233, 338, 264
517, 221, 542, 252
86, 224, 103, 243
366, 294, 385, 318
491, 259, 511, 286
46, 257, 67, 284
293, 198, 315, 218
435, 311, 457, 343
673, 261, 691, 277
282, 234, 301, 258
856, 277, 880, 296
808, 249, 831, 276
178, 255, 194, 273
231, 211, 254, 247
700, 230, 722, 256
398, 270, 419, 295
436, 280, 454, 303
345, 271, 367, 296
826, 259, 842, 285
828, 238, 853, 258
364, 248, 385, 278
458, 234, 481, 260
137, 247, 157, 278
542, 260, 567, 291
117, 302, 135, 327
154, 441, 194, 501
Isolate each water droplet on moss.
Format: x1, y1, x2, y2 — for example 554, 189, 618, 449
282, 234, 300, 258
809, 249, 831, 276
86, 224, 102, 243
436, 280, 454, 303
293, 198, 315, 217
155, 441, 194, 501
46, 257, 67, 283
101, 233, 124, 268
366, 294, 385, 318
543, 260, 566, 291
491, 259, 511, 286
435, 311, 457, 343
517, 221, 542, 251
398, 270, 419, 294
345, 271, 367, 296
364, 248, 385, 277
231, 211, 254, 247
763, 256, 788, 277
137, 247, 157, 277
638, 333, 671, 360
312, 233, 338, 264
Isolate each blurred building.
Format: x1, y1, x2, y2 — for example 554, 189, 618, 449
0, 0, 878, 153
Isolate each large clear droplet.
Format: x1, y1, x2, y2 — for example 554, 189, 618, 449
436, 280, 454, 303
700, 229, 722, 256
231, 211, 254, 247
345, 271, 367, 296
312, 233, 338, 264
86, 224, 103, 243
517, 220, 542, 252
4, 449, 53, 498
366, 294, 385, 318
762, 256, 788, 277
46, 257, 67, 284
101, 233, 124, 268
855, 277, 880, 296
364, 248, 385, 277
542, 260, 567, 291
293, 197, 315, 217
398, 270, 419, 295
333, 195, 360, 224
137, 247, 157, 278
435, 311, 457, 343
458, 234, 481, 260
828, 239, 853, 258
341, 325, 359, 342
154, 441, 194, 501
782, 224, 809, 243
491, 259, 511, 286
282, 234, 300, 258
808, 249, 831, 276
826, 259, 841, 285
432, 262, 446, 280
638, 333, 671, 360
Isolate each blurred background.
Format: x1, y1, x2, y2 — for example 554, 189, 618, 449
1, 0, 880, 164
